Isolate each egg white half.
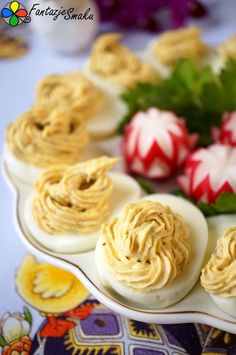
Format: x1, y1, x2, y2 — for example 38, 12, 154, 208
203, 214, 236, 318
4, 142, 106, 185
83, 61, 123, 96
86, 90, 127, 140
140, 42, 171, 79
82, 66, 127, 139
96, 193, 208, 308
143, 40, 219, 78
24, 172, 141, 254
210, 294, 236, 318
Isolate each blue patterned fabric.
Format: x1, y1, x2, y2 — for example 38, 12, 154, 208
26, 297, 235, 355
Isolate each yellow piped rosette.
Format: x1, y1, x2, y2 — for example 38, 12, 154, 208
201, 227, 236, 297
219, 35, 236, 61
101, 200, 190, 292
152, 26, 207, 67
35, 72, 104, 118
88, 33, 159, 88
6, 107, 89, 168
33, 156, 118, 235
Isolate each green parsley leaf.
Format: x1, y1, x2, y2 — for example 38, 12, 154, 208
175, 191, 236, 217
136, 177, 157, 194
118, 59, 236, 146
197, 192, 236, 216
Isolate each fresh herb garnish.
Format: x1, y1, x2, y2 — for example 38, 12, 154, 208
176, 191, 236, 217
136, 177, 157, 194
118, 58, 236, 146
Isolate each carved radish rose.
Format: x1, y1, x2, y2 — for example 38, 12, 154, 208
123, 108, 198, 178
219, 112, 236, 146
177, 144, 236, 203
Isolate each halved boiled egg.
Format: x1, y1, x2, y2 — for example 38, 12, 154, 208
96, 193, 208, 308
144, 39, 216, 78
210, 295, 236, 318
83, 65, 122, 96
201, 222, 236, 318
83, 33, 159, 94
4, 105, 108, 185
86, 86, 127, 139
4, 142, 105, 185
141, 42, 171, 78
24, 172, 141, 253
144, 27, 216, 78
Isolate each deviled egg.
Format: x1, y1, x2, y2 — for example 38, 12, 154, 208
96, 193, 208, 308
218, 35, 236, 64
4, 107, 104, 185
201, 227, 236, 318
144, 26, 210, 78
83, 33, 159, 93
24, 156, 141, 253
35, 71, 127, 139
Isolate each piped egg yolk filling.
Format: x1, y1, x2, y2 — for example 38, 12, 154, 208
6, 108, 89, 167
219, 35, 236, 61
32, 156, 118, 234
201, 227, 236, 297
153, 26, 207, 67
89, 33, 159, 88
35, 72, 104, 118
102, 200, 190, 292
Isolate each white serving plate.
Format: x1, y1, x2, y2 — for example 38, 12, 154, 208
3, 161, 236, 333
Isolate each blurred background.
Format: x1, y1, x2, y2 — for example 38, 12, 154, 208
1, 0, 236, 120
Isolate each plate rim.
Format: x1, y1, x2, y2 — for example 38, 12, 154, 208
3, 160, 236, 333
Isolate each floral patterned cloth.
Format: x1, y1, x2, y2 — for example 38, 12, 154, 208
0, 255, 236, 355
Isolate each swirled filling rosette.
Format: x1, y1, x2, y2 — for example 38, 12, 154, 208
143, 26, 212, 78
24, 156, 141, 253
218, 35, 236, 62
84, 33, 159, 90
151, 27, 207, 68
177, 144, 236, 204
201, 227, 236, 317
33, 156, 117, 234
101, 201, 190, 290
123, 108, 198, 179
35, 72, 103, 119
96, 194, 208, 307
35, 71, 127, 139
5, 108, 90, 184
212, 112, 236, 146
